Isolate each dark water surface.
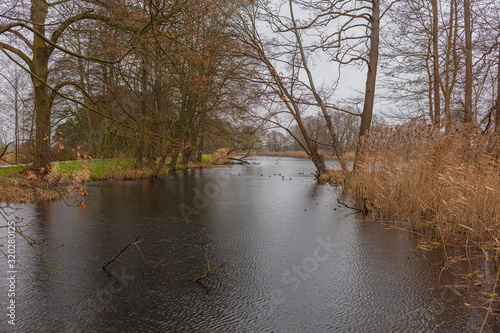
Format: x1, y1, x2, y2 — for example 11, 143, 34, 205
1, 157, 499, 332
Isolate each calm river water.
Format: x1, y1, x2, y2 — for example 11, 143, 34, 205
1, 157, 499, 332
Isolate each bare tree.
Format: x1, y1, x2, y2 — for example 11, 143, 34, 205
0, 0, 144, 170
231, 1, 355, 177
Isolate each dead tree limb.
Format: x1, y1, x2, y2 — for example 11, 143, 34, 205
227, 157, 250, 164
193, 246, 226, 282
102, 233, 141, 270
133, 241, 164, 269
337, 198, 374, 218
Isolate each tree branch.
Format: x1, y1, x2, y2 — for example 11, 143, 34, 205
0, 42, 32, 67
102, 233, 141, 270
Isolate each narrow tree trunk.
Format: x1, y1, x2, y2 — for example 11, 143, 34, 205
496, 48, 500, 132
443, 0, 458, 132
358, 0, 380, 138
432, 0, 441, 128
14, 71, 19, 165
426, 39, 434, 123
169, 149, 179, 170
135, 56, 148, 168
464, 0, 473, 123
196, 137, 204, 163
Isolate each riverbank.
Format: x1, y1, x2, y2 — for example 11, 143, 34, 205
0, 156, 213, 203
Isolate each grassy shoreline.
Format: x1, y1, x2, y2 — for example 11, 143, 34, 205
0, 157, 213, 203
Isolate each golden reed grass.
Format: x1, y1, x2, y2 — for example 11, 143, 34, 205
348, 122, 500, 249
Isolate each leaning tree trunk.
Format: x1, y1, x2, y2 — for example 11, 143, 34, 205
289, 1, 348, 180
310, 152, 327, 177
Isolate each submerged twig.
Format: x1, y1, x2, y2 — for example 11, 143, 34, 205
102, 233, 141, 270
102, 232, 163, 270
133, 240, 164, 269
193, 246, 226, 282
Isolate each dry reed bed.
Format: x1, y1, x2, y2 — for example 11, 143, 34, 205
349, 122, 500, 249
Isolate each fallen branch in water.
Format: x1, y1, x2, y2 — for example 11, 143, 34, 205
192, 246, 226, 282
337, 198, 364, 213
133, 240, 164, 269
103, 233, 141, 270
102, 232, 163, 270
337, 198, 374, 218
227, 157, 250, 164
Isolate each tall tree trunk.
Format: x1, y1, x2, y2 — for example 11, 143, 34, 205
496, 48, 500, 132
353, 0, 380, 176
426, 38, 435, 124
196, 136, 204, 163
14, 70, 19, 165
169, 149, 179, 170
31, 0, 51, 170
443, 0, 459, 132
464, 0, 473, 123
358, 0, 380, 138
432, 0, 441, 128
